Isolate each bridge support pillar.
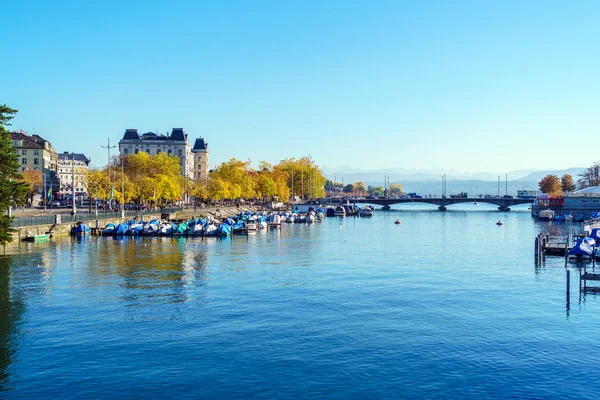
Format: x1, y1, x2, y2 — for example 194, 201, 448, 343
498, 206, 511, 212
438, 206, 447, 211
382, 205, 391, 211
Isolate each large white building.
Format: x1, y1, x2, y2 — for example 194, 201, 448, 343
118, 128, 208, 180
118, 128, 195, 178
57, 152, 90, 197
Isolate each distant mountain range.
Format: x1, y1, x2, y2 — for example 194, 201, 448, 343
326, 167, 586, 196
327, 167, 585, 184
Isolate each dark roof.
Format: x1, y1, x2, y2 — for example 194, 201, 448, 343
170, 128, 186, 141
10, 131, 45, 149
122, 129, 139, 140
192, 137, 208, 151
59, 152, 90, 165
140, 132, 168, 140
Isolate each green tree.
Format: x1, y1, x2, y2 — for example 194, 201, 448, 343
343, 184, 354, 193
561, 174, 576, 193
367, 185, 384, 197
0, 105, 28, 246
539, 174, 562, 196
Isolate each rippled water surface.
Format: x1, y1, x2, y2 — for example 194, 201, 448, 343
2, 205, 600, 398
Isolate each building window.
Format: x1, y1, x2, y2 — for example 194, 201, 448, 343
168, 150, 172, 155
34, 150, 39, 155
34, 167, 38, 171
135, 149, 139, 154
146, 149, 150, 153
22, 158, 27, 164
124, 149, 128, 155
178, 150, 183, 156
21, 150, 27, 155
34, 158, 39, 165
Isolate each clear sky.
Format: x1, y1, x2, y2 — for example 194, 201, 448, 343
3, 0, 598, 174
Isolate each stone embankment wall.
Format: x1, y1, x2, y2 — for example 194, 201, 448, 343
11, 213, 163, 242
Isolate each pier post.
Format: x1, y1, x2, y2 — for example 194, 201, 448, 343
567, 270, 570, 295
438, 206, 447, 211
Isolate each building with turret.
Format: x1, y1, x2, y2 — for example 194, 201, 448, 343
192, 137, 209, 182
118, 128, 196, 178
118, 128, 209, 181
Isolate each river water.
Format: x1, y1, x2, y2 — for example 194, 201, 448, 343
1, 204, 599, 398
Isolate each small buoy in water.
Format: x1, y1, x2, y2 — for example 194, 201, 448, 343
496, 220, 503, 226
395, 219, 402, 225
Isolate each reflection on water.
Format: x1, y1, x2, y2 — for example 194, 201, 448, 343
0, 256, 28, 392
4, 213, 600, 397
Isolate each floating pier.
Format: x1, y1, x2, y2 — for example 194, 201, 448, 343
534, 231, 571, 259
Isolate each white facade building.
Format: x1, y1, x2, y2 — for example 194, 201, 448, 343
57, 152, 90, 197
118, 128, 195, 178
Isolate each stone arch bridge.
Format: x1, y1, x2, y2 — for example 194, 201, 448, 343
347, 197, 533, 211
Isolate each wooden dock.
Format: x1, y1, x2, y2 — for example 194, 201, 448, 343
535, 232, 571, 259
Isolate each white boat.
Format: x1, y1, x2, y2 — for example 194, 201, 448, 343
539, 209, 555, 221
246, 220, 257, 232
359, 206, 373, 217
564, 214, 574, 221
204, 223, 218, 237
334, 205, 346, 217
268, 214, 282, 227
159, 222, 174, 236
192, 224, 204, 236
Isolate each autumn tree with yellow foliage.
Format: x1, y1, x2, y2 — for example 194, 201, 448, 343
88, 153, 325, 208
20, 169, 43, 205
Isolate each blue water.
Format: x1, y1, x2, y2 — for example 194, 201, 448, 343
2, 205, 600, 398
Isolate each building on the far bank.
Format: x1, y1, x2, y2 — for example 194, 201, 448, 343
57, 152, 91, 198
192, 137, 209, 182
10, 130, 58, 175
118, 128, 209, 180
10, 130, 59, 190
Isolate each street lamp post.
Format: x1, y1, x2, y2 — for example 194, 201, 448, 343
121, 157, 125, 212
101, 138, 116, 212
43, 172, 47, 212
72, 154, 77, 215
497, 176, 500, 197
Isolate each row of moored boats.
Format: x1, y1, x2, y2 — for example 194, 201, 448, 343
71, 210, 328, 237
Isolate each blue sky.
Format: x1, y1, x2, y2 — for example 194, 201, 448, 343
3, 0, 599, 175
